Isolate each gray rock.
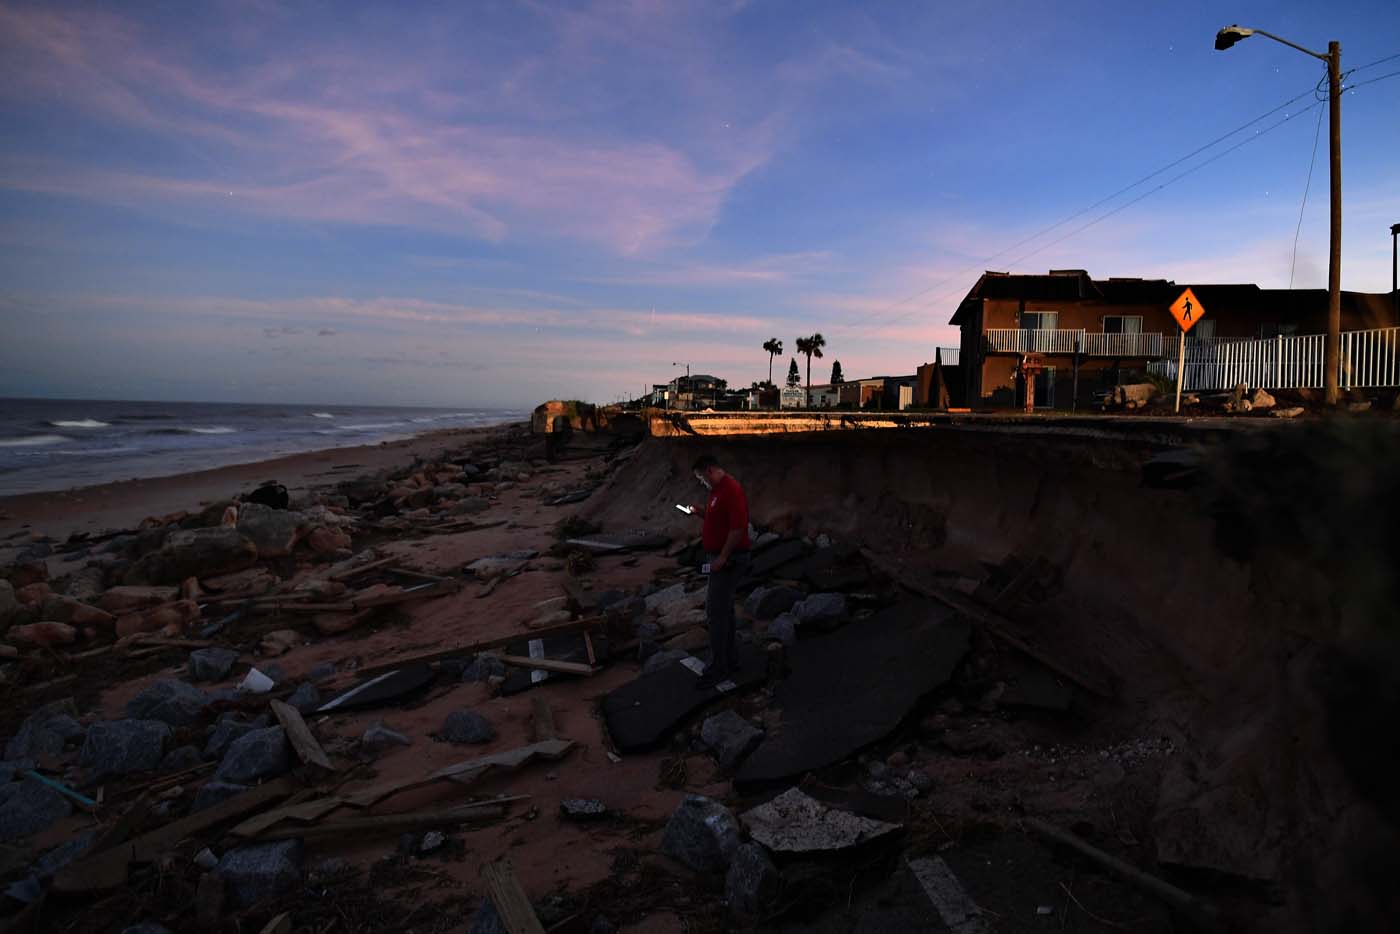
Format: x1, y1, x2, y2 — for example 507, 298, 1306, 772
793, 592, 848, 629
744, 585, 804, 621
124, 526, 258, 585
560, 798, 609, 821
44, 714, 85, 742
160, 744, 204, 772
191, 781, 250, 812
126, 680, 209, 727
308, 662, 336, 681
80, 719, 172, 777
460, 655, 507, 682
660, 795, 742, 875
0, 580, 20, 627
0, 777, 72, 842
700, 711, 764, 769
725, 842, 781, 920
420, 830, 447, 853
764, 613, 798, 647
4, 698, 80, 760
441, 711, 496, 745
65, 566, 107, 602
260, 661, 287, 685
642, 649, 690, 676
605, 595, 647, 626
188, 647, 239, 683
362, 722, 412, 751
216, 839, 303, 907
204, 717, 256, 760
452, 496, 490, 515
286, 682, 321, 714
236, 503, 306, 559
214, 726, 289, 784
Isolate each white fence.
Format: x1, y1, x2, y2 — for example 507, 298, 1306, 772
1148, 327, 1400, 391
985, 329, 1163, 357
933, 346, 961, 366
1083, 332, 1164, 358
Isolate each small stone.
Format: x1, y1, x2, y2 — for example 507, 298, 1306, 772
80, 719, 173, 778
191, 781, 250, 813
126, 680, 209, 727
216, 839, 303, 908
214, 726, 289, 784
725, 842, 781, 920
361, 722, 412, 751
308, 662, 336, 681
188, 647, 239, 683
441, 711, 496, 745
459, 655, 507, 682
744, 585, 804, 621
420, 830, 447, 853
699, 710, 764, 769
286, 682, 321, 714
560, 798, 609, 821
660, 795, 742, 875
194, 847, 219, 870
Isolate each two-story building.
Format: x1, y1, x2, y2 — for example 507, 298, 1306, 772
951, 269, 1397, 409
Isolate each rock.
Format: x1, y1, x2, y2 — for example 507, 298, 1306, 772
642, 649, 690, 676
1113, 383, 1157, 406
725, 842, 781, 921
560, 798, 609, 821
414, 829, 446, 854
305, 526, 352, 555
259, 629, 300, 657
286, 682, 321, 714
216, 840, 303, 908
80, 719, 172, 777
660, 795, 742, 875
215, 726, 289, 784
201, 568, 276, 594
459, 655, 507, 682
97, 585, 179, 614
741, 788, 901, 854
115, 600, 201, 637
764, 613, 797, 647
124, 527, 258, 585
0, 581, 19, 627
127, 680, 209, 727
792, 592, 848, 629
0, 777, 72, 842
1271, 406, 1305, 419
644, 583, 693, 614
441, 711, 496, 745
188, 647, 239, 683
160, 744, 204, 772
4, 699, 80, 760
204, 716, 257, 760
308, 662, 336, 681
700, 711, 765, 769
7, 621, 78, 647
191, 781, 250, 812
236, 503, 306, 558
1347, 400, 1372, 413
1250, 388, 1276, 410
41, 595, 114, 627
14, 582, 51, 606
195, 870, 225, 927
451, 496, 490, 515
744, 585, 804, 621
362, 722, 412, 751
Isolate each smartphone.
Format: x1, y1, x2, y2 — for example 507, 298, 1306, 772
675, 504, 693, 515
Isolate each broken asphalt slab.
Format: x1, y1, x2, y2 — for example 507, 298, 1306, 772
602, 647, 767, 752
735, 600, 970, 787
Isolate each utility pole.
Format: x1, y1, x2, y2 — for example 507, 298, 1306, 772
1391, 223, 1399, 318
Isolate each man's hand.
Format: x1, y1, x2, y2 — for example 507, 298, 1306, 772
690, 503, 705, 517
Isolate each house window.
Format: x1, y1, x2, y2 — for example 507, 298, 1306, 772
1102, 315, 1143, 334
1021, 311, 1058, 330
1258, 323, 1300, 339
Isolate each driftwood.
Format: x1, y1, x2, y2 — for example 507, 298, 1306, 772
482, 859, 547, 934
270, 699, 334, 770
496, 655, 596, 677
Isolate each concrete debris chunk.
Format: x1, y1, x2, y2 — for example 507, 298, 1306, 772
216, 839, 303, 908
235, 503, 306, 558
725, 842, 781, 921
660, 795, 742, 875
80, 719, 172, 778
700, 710, 765, 769
4, 699, 80, 760
188, 647, 239, 683
441, 710, 497, 745
160, 744, 204, 772
741, 788, 901, 854
214, 726, 290, 784
559, 798, 609, 822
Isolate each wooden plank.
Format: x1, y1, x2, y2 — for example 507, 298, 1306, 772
230, 797, 345, 839
354, 617, 604, 676
482, 859, 547, 934
583, 632, 597, 666
328, 555, 396, 581
255, 800, 513, 842
530, 696, 557, 742
353, 579, 461, 608
340, 739, 574, 808
52, 777, 297, 894
496, 655, 596, 677
269, 699, 334, 770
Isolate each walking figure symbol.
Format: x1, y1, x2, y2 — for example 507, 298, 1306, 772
1182, 298, 1193, 322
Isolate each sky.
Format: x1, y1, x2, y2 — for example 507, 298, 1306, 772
1, 0, 1397, 409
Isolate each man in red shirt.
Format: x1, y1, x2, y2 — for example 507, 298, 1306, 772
688, 454, 751, 686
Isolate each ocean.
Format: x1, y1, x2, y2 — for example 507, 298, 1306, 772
0, 398, 528, 496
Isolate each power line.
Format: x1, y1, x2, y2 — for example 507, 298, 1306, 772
1288, 102, 1326, 289
1347, 50, 1400, 74
1346, 68, 1400, 91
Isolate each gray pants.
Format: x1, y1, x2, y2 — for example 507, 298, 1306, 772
705, 551, 749, 677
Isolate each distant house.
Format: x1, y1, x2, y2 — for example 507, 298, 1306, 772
950, 269, 1398, 409
806, 383, 841, 408
838, 375, 917, 410
666, 374, 726, 410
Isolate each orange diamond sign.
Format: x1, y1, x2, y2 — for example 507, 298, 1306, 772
1169, 288, 1205, 334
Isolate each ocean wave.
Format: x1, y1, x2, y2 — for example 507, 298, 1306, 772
191, 426, 237, 434
145, 426, 238, 436
340, 421, 407, 431
47, 419, 110, 429
115, 413, 176, 421
0, 434, 70, 448
311, 412, 335, 419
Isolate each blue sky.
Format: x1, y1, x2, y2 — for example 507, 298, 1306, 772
1, 0, 1397, 408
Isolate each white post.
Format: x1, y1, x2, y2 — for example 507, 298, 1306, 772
1174, 328, 1186, 413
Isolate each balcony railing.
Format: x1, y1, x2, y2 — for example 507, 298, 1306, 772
984, 328, 1164, 357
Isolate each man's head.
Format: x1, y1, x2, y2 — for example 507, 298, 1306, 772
691, 454, 726, 489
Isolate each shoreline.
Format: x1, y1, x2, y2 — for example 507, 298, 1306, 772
0, 421, 528, 542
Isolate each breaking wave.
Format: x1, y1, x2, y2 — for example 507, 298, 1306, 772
311, 412, 335, 419
47, 419, 110, 429
0, 434, 70, 448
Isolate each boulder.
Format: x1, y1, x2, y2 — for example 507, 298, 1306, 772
41, 595, 114, 627
97, 585, 178, 614
4, 699, 80, 760
204, 716, 257, 760
764, 613, 797, 647
125, 528, 258, 585
14, 582, 51, 606
1250, 388, 1276, 410
80, 720, 172, 777
215, 726, 289, 784
725, 842, 781, 921
0, 777, 72, 842
441, 711, 496, 745
661, 795, 742, 875
127, 680, 209, 727
305, 527, 352, 555
236, 503, 305, 558
1271, 406, 1306, 419
1113, 383, 1157, 406
115, 599, 201, 637
286, 683, 321, 714
0, 581, 19, 627
792, 593, 848, 629
188, 647, 239, 683
191, 781, 250, 813
645, 583, 700, 614
216, 840, 303, 908
7, 621, 78, 647
744, 585, 804, 621
700, 711, 765, 769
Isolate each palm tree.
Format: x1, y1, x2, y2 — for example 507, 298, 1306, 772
795, 333, 826, 407
762, 338, 783, 387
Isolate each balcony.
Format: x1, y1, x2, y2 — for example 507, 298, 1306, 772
984, 329, 1164, 357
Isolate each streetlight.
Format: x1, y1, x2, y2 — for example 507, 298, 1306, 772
1215, 24, 1342, 405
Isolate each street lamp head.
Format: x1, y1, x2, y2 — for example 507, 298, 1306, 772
1391, 223, 1400, 235
1215, 25, 1255, 51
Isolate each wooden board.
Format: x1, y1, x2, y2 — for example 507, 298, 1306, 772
353, 617, 605, 677
496, 654, 597, 676
254, 800, 512, 842
482, 859, 547, 934
270, 699, 334, 770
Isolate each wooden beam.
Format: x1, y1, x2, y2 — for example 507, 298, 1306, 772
496, 655, 596, 677
327, 555, 396, 581
269, 699, 334, 770
482, 859, 547, 934
354, 617, 604, 676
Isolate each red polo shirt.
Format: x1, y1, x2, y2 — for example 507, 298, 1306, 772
702, 474, 750, 553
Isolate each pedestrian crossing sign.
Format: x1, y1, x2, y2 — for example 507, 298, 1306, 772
1169, 288, 1205, 334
